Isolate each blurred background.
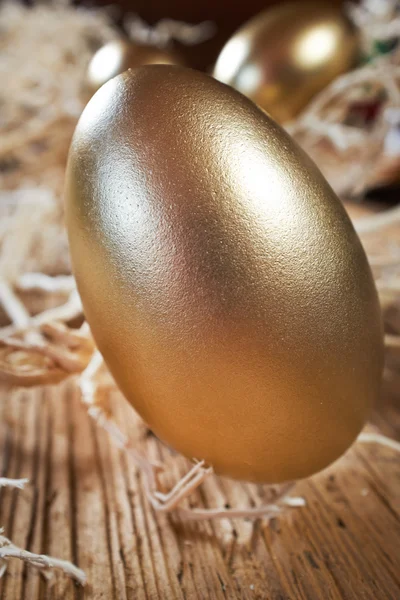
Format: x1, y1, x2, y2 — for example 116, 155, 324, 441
75, 0, 345, 70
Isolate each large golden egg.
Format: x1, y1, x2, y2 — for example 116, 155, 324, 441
65, 66, 382, 483
213, 2, 360, 123
87, 39, 183, 92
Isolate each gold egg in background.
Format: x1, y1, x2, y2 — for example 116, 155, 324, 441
87, 39, 184, 92
213, 2, 360, 123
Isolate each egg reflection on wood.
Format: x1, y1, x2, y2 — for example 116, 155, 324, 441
87, 39, 183, 92
213, 2, 360, 123
65, 66, 383, 484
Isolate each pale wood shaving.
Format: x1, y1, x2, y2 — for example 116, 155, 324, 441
0, 277, 89, 386
17, 273, 75, 294
355, 204, 400, 234
125, 14, 216, 47
0, 289, 82, 340
0, 478, 29, 489
384, 333, 400, 349
0, 482, 86, 585
358, 431, 400, 452
0, 534, 87, 586
0, 277, 31, 330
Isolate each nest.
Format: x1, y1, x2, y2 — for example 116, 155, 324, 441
1, 0, 400, 586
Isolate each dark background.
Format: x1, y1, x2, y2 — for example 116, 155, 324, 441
77, 0, 345, 70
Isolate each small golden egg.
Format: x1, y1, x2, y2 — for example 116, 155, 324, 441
87, 39, 183, 92
66, 66, 382, 484
213, 2, 360, 123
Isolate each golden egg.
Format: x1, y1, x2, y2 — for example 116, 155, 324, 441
87, 39, 183, 92
213, 2, 360, 123
65, 66, 382, 484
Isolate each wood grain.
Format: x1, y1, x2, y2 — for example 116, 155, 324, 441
0, 375, 398, 599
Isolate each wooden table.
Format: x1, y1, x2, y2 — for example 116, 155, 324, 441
0, 364, 399, 599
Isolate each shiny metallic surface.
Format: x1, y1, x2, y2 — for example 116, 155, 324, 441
65, 66, 383, 483
87, 39, 183, 92
213, 2, 359, 123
